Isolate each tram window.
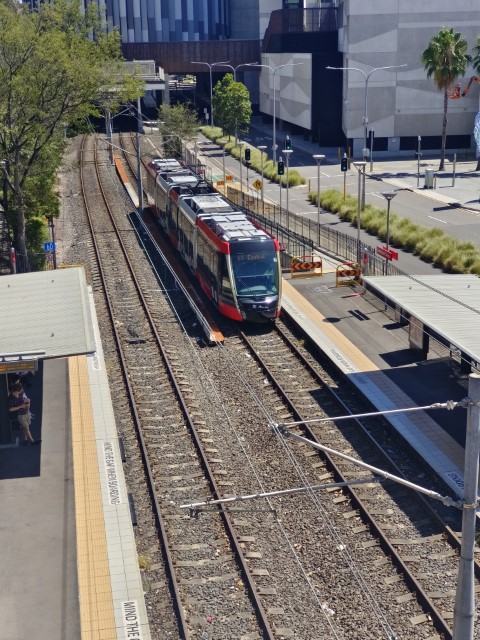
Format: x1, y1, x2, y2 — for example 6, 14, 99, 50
231, 251, 279, 296
220, 254, 234, 300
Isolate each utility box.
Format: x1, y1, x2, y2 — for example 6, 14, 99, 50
424, 169, 436, 189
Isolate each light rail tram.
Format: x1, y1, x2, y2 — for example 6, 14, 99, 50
146, 158, 282, 322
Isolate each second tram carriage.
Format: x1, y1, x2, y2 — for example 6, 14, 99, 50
146, 158, 282, 322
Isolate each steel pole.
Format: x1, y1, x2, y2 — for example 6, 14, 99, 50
136, 98, 143, 213
357, 167, 361, 262
317, 160, 320, 245
286, 154, 289, 225
209, 65, 213, 128
258, 145, 267, 217
452, 373, 480, 640
363, 74, 369, 162
273, 70, 277, 165
239, 143, 244, 208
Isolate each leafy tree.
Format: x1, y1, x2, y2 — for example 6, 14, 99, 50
421, 27, 471, 171
0, 0, 143, 271
157, 103, 199, 158
212, 74, 252, 141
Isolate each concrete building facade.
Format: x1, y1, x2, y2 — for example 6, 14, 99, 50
95, 0, 480, 153
336, 0, 480, 155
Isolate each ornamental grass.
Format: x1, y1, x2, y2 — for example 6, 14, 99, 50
309, 188, 480, 274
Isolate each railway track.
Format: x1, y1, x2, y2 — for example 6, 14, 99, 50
237, 318, 480, 638
79, 134, 275, 639
60, 132, 480, 639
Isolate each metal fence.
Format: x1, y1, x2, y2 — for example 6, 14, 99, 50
224, 184, 406, 277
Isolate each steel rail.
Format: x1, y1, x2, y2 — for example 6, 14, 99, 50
80, 134, 189, 638
85, 133, 275, 639
239, 317, 479, 640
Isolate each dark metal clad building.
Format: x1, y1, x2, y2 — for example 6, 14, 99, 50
102, 0, 231, 43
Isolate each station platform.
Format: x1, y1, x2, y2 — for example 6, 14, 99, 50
282, 271, 473, 500
0, 288, 151, 640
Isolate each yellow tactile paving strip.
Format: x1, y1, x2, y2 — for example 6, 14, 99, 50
283, 279, 379, 372
69, 355, 117, 640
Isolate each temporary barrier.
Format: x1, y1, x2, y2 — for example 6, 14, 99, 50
291, 255, 323, 279
336, 262, 360, 287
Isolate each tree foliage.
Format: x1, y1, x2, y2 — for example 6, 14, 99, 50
421, 27, 471, 171
157, 103, 199, 158
212, 74, 252, 139
0, 0, 143, 271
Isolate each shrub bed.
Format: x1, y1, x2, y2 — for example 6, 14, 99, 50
200, 126, 305, 188
309, 188, 480, 274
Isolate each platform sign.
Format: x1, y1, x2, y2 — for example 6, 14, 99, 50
216, 180, 225, 186
252, 179, 262, 191
376, 246, 398, 261
44, 241, 56, 252
225, 175, 234, 181
0, 360, 37, 374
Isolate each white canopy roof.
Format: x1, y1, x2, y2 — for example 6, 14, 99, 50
0, 267, 96, 359
363, 274, 480, 364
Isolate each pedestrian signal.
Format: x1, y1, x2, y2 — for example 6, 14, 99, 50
341, 157, 348, 172
285, 136, 291, 150
277, 160, 285, 175
245, 148, 251, 162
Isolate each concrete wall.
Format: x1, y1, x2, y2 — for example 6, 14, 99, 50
339, 0, 480, 153
259, 52, 313, 130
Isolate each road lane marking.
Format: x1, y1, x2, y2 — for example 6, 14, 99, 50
428, 215, 448, 224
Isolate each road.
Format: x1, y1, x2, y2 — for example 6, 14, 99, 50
194, 133, 478, 276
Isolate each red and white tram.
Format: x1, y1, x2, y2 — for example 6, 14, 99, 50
146, 158, 282, 322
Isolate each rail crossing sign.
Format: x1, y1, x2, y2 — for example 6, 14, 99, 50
252, 179, 262, 191
376, 246, 398, 261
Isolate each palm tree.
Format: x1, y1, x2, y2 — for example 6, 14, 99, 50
421, 27, 471, 171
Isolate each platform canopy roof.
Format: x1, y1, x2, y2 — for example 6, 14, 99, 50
363, 274, 480, 365
0, 267, 96, 359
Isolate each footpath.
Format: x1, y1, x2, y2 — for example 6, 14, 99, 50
225, 117, 480, 215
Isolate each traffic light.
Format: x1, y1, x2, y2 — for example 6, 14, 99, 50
245, 148, 251, 162
277, 160, 285, 175
341, 156, 348, 172
284, 136, 291, 151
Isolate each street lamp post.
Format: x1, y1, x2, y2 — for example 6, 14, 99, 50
238, 141, 244, 208
326, 63, 406, 209
135, 97, 143, 213
283, 149, 293, 233
246, 62, 304, 165
190, 60, 230, 129
258, 145, 267, 216
193, 136, 199, 171
381, 191, 397, 274
222, 144, 226, 190
312, 154, 325, 246
353, 162, 367, 264
217, 62, 258, 82
416, 136, 422, 189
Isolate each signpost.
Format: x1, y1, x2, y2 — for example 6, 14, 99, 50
44, 242, 56, 252
252, 179, 262, 191
376, 246, 398, 261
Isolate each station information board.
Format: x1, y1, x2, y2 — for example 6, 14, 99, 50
0, 360, 37, 374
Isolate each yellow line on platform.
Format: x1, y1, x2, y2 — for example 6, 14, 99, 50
282, 280, 378, 373
69, 356, 116, 640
